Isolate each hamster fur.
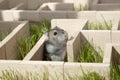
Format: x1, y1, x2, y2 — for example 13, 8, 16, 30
44, 26, 68, 61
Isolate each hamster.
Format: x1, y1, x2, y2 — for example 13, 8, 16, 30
44, 26, 68, 61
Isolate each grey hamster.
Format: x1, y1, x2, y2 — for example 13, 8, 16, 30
44, 26, 68, 61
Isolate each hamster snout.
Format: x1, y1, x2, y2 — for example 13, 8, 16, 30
44, 26, 68, 61
57, 31, 68, 44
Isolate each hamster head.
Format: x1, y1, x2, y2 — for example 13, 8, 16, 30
46, 26, 68, 45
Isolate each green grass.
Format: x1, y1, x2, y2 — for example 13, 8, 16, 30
67, 72, 105, 80
74, 5, 88, 11
87, 20, 112, 30
66, 67, 105, 80
76, 41, 103, 62
81, 72, 105, 80
0, 34, 3, 41
110, 64, 120, 80
1, 69, 48, 80
1, 64, 120, 80
1, 70, 105, 80
67, 65, 120, 80
0, 30, 11, 41
17, 20, 51, 59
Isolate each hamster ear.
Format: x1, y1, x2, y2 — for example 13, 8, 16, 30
43, 31, 49, 40
54, 26, 61, 30
44, 31, 48, 36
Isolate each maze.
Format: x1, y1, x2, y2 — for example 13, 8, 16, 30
0, 0, 120, 80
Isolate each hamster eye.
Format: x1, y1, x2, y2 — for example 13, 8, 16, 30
53, 32, 57, 36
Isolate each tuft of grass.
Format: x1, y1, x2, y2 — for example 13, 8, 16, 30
0, 29, 11, 41
74, 5, 88, 11
1, 69, 48, 80
17, 20, 51, 59
30, 20, 51, 39
76, 41, 103, 62
81, 72, 105, 80
88, 19, 112, 30
1, 64, 120, 80
17, 37, 35, 59
110, 64, 120, 80
67, 72, 105, 80
67, 74, 82, 80
0, 34, 3, 41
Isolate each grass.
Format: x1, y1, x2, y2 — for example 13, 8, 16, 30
0, 63, 120, 80
110, 64, 120, 80
74, 5, 88, 11
1, 69, 48, 80
1, 69, 105, 80
67, 64, 120, 80
0, 29, 11, 41
17, 20, 51, 59
87, 19, 112, 30
0, 34, 3, 41
1, 66, 120, 80
81, 72, 105, 80
76, 41, 103, 62
67, 72, 105, 80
